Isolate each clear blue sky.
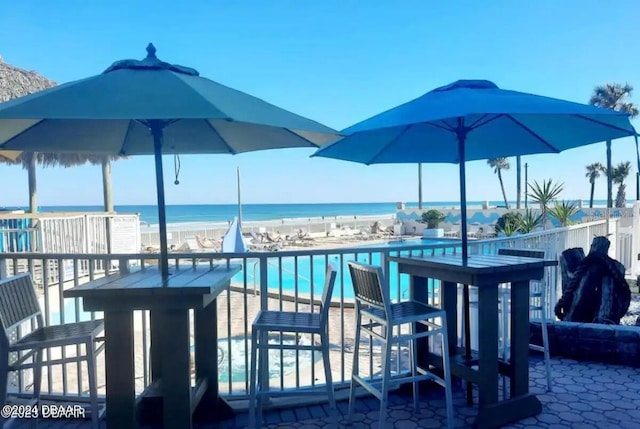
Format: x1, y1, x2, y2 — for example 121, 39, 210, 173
1, 0, 639, 206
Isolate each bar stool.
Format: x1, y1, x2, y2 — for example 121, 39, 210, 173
248, 264, 337, 429
347, 262, 454, 429
460, 248, 553, 395
496, 247, 552, 392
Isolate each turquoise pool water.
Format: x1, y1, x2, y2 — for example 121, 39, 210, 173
55, 238, 459, 324
237, 238, 462, 301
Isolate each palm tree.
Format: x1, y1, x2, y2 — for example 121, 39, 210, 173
589, 83, 639, 206
487, 157, 510, 208
527, 179, 564, 228
612, 161, 632, 207
0, 58, 121, 212
585, 163, 604, 208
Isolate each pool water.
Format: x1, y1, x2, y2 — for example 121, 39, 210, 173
237, 238, 462, 301
214, 334, 320, 383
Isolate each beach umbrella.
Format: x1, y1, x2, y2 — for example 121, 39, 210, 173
0, 43, 339, 277
0, 56, 123, 212
313, 79, 637, 262
221, 217, 248, 253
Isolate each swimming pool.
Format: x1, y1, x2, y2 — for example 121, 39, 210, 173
213, 334, 320, 383
238, 238, 462, 301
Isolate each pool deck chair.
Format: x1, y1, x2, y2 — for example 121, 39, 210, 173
0, 273, 104, 429
347, 262, 454, 429
249, 264, 337, 429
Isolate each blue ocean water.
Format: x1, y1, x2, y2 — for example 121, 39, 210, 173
5, 199, 611, 225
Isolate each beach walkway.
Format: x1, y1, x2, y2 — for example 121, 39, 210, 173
8, 356, 640, 428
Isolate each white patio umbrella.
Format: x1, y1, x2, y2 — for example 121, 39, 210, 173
0, 44, 340, 277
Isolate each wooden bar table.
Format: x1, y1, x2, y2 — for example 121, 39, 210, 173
388, 253, 557, 429
64, 262, 242, 429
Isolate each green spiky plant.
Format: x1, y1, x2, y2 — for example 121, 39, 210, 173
527, 179, 564, 228
494, 211, 522, 235
519, 209, 544, 233
549, 200, 580, 227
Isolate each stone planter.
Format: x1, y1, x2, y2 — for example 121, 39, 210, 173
422, 228, 444, 238
530, 321, 640, 367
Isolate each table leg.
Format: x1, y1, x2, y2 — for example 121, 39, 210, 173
410, 275, 430, 370
441, 281, 458, 356
510, 280, 533, 397
476, 284, 499, 408
103, 310, 136, 429
193, 296, 234, 421
160, 309, 192, 429
149, 311, 164, 382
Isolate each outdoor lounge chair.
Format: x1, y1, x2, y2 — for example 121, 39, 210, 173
264, 232, 283, 243
196, 235, 219, 249
250, 232, 264, 243
0, 274, 104, 429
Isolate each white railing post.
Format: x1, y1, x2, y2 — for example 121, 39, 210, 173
632, 202, 640, 276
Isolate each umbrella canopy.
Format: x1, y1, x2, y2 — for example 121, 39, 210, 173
313, 79, 637, 261
0, 43, 340, 277
0, 44, 337, 155
221, 217, 248, 253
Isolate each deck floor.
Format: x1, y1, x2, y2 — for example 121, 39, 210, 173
8, 356, 640, 429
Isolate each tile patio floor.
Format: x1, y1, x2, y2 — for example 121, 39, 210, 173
9, 356, 640, 429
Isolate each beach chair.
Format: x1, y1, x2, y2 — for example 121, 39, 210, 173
0, 274, 104, 429
196, 235, 218, 249
250, 232, 264, 243
264, 232, 283, 243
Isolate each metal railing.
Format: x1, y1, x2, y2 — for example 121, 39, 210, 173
0, 219, 617, 404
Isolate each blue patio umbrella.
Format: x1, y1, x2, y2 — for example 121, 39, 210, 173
0, 44, 339, 277
313, 79, 637, 262
221, 217, 248, 253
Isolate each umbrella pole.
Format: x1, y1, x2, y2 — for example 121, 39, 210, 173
457, 130, 473, 403
151, 121, 170, 278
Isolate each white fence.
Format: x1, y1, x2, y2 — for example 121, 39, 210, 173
0, 218, 615, 405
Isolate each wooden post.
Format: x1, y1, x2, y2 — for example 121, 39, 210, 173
27, 153, 37, 213
102, 159, 114, 212
102, 159, 114, 255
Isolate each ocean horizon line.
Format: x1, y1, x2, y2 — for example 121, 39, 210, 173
0, 199, 628, 226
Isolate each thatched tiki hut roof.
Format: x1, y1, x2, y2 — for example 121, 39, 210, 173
0, 56, 120, 212
0, 55, 57, 101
